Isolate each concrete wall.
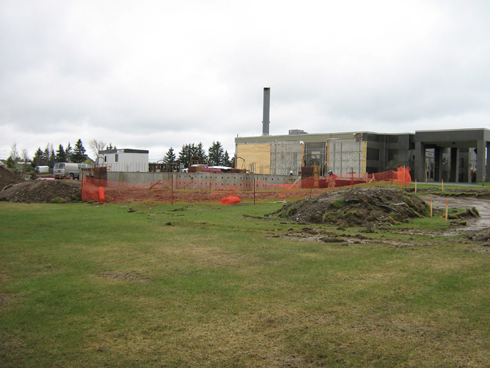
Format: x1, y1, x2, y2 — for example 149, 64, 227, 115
104, 171, 291, 190
327, 138, 366, 175
270, 141, 304, 176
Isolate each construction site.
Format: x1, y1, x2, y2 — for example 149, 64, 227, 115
235, 88, 490, 184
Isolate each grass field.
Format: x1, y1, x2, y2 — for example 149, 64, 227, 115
1, 200, 490, 367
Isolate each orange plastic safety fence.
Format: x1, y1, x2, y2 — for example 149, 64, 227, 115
81, 167, 411, 204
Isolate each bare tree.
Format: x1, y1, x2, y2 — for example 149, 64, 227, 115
89, 139, 106, 167
10, 142, 20, 161
7, 143, 20, 169
21, 148, 30, 172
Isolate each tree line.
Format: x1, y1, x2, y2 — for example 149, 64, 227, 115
165, 141, 232, 168
5, 140, 233, 170
6, 139, 90, 169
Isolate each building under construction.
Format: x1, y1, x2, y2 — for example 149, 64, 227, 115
235, 87, 490, 183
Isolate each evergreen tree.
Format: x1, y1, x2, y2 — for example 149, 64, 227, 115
71, 139, 87, 163
223, 150, 231, 167
65, 143, 73, 162
164, 147, 176, 164
32, 148, 44, 167
177, 144, 195, 168
195, 142, 208, 164
42, 144, 51, 164
55, 144, 67, 162
49, 144, 55, 162
208, 141, 224, 166
177, 143, 210, 167
6, 156, 15, 169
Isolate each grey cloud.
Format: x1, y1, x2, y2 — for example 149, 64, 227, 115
2, 1, 490, 160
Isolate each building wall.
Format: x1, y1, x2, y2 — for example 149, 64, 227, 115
364, 133, 414, 173
236, 128, 490, 182
270, 141, 304, 175
327, 138, 366, 175
236, 143, 271, 174
236, 141, 304, 175
101, 149, 149, 172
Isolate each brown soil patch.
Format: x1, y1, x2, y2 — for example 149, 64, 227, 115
0, 180, 81, 203
274, 187, 430, 228
0, 167, 23, 190
466, 228, 490, 242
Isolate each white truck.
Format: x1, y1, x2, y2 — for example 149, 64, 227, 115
53, 162, 81, 179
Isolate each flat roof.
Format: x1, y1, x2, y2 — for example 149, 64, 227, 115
100, 149, 149, 154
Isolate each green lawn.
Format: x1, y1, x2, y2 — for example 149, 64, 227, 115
1, 201, 490, 367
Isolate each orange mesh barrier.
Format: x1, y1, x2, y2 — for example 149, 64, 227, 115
81, 167, 411, 204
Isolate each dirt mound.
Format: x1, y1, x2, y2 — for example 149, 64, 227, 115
0, 180, 81, 203
275, 186, 429, 227
0, 167, 23, 190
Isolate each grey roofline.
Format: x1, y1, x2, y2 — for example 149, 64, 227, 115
236, 131, 414, 144
415, 128, 490, 133
99, 149, 149, 154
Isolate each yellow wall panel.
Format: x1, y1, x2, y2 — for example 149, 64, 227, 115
236, 144, 271, 174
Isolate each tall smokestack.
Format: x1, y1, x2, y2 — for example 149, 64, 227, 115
262, 87, 270, 135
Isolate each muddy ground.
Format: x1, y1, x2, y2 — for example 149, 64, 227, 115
273, 187, 490, 250
274, 187, 437, 228
0, 166, 23, 189
420, 195, 490, 231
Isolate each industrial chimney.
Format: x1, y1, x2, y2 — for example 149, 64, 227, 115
262, 87, 270, 135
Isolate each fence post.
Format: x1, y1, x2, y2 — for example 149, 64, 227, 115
253, 176, 256, 205
171, 173, 174, 205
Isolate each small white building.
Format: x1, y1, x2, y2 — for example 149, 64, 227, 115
99, 148, 149, 172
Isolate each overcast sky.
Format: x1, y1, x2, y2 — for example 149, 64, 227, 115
2, 0, 490, 162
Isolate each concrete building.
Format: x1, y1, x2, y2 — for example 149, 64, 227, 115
99, 148, 149, 172
414, 129, 487, 183
236, 88, 490, 183
236, 130, 414, 177
236, 128, 490, 183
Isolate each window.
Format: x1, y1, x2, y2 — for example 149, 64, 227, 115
115, 154, 119, 162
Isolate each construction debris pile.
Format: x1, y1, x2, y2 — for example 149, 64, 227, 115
0, 167, 23, 190
275, 187, 429, 227
0, 180, 81, 203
